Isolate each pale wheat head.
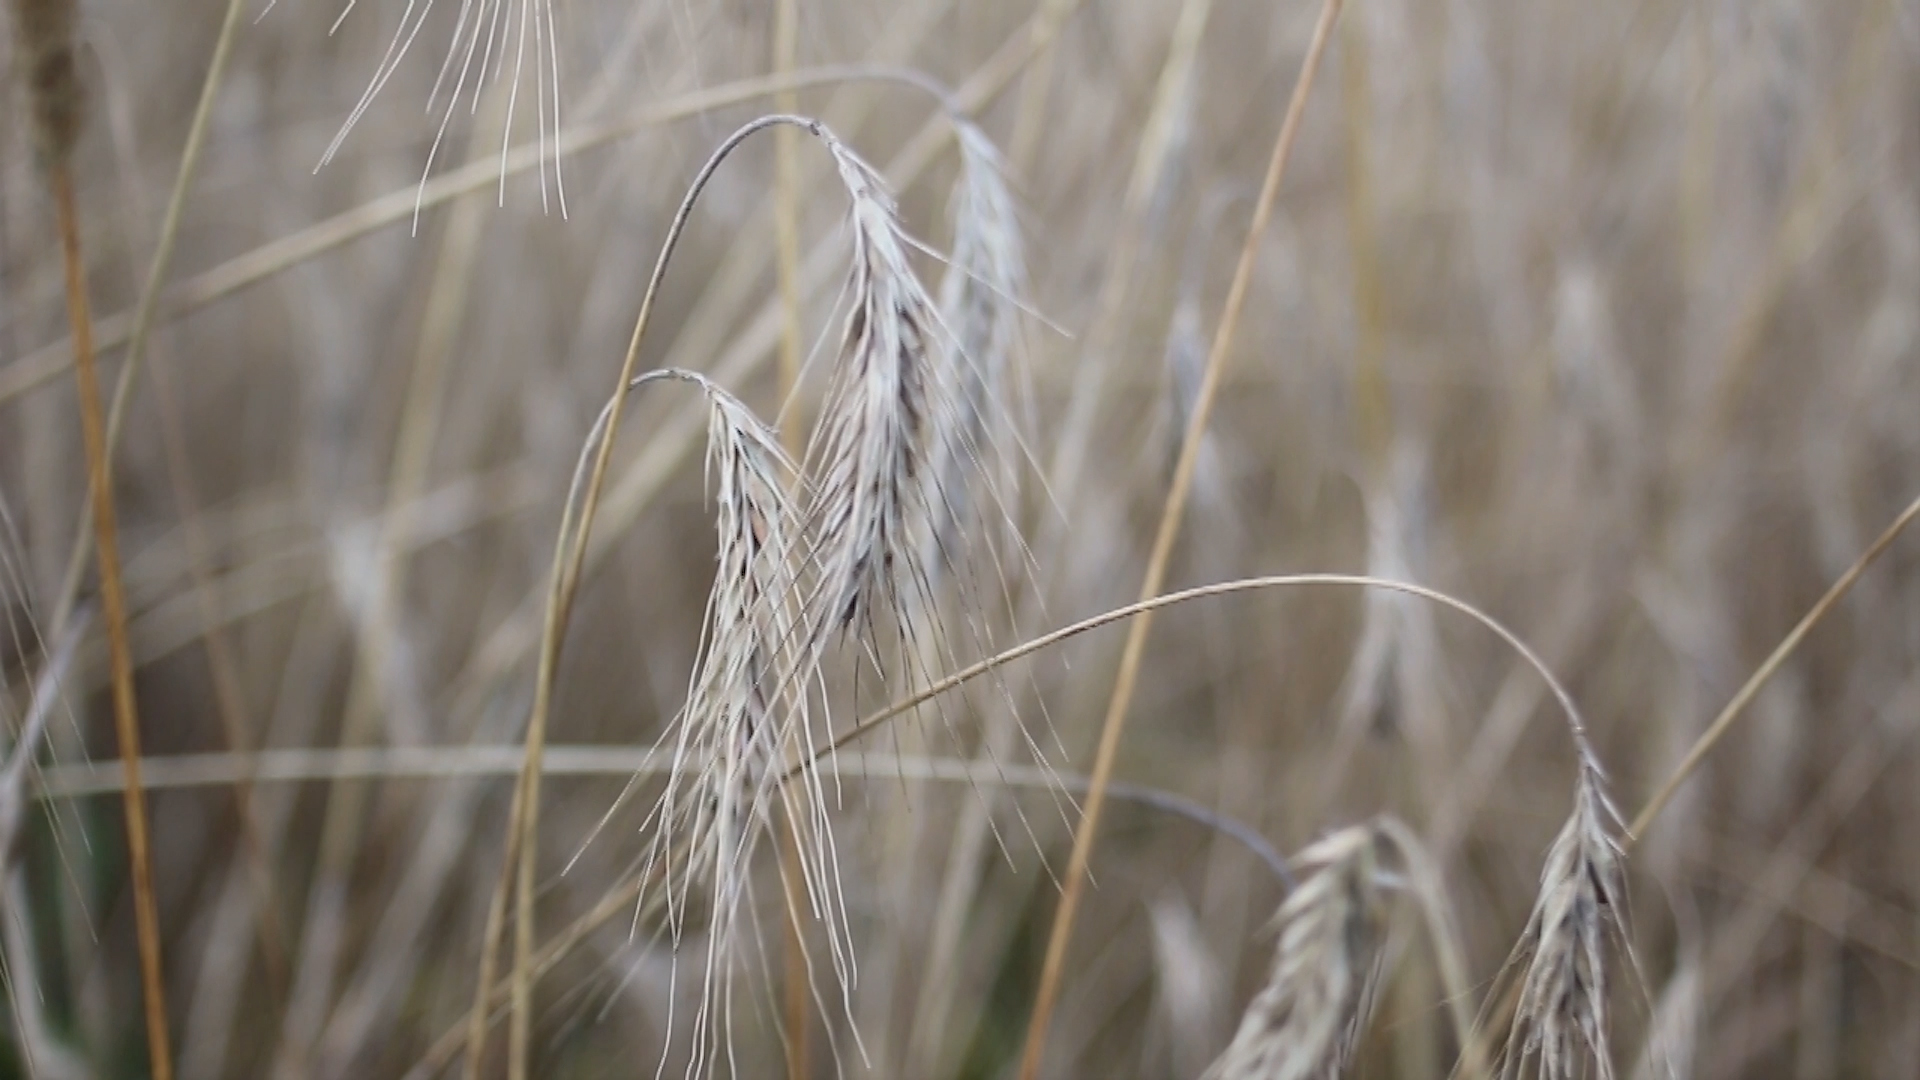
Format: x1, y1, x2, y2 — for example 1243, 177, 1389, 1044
1202, 824, 1390, 1080
930, 121, 1030, 566
802, 130, 978, 673
1503, 763, 1628, 1080
634, 376, 810, 1079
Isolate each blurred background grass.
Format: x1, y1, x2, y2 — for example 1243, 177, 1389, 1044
4, 0, 1920, 1075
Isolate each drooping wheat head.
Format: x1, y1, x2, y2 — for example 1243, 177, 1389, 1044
617, 114, 1028, 1078
803, 130, 969, 665
1502, 762, 1628, 1080
930, 121, 1030, 572
637, 377, 812, 1079
1202, 823, 1390, 1080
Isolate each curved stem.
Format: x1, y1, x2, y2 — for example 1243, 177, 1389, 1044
800, 572, 1585, 778
416, 564, 1561, 1075
492, 116, 835, 1080
466, 369, 712, 1078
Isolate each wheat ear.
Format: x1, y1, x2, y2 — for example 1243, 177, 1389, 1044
1202, 825, 1389, 1080
1502, 765, 1628, 1080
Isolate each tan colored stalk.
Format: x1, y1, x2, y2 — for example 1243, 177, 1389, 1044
1313, 0, 1395, 816
491, 116, 824, 1080
771, 5, 813, 1075
1335, 22, 1442, 1070
52, 163, 174, 1080
95, 0, 288, 1000
1627, 490, 1920, 843
45, 0, 250, 639
1017, 3, 1345, 1075
908, 2, 1212, 1055
1043, 0, 1214, 498
15, 0, 170, 1068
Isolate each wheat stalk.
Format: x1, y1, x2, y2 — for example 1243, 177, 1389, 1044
1017, 4, 1346, 1063
11, 0, 172, 1074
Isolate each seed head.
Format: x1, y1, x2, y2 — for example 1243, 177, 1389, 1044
1504, 766, 1628, 1080
805, 134, 959, 646
1203, 825, 1389, 1080
11, 0, 86, 162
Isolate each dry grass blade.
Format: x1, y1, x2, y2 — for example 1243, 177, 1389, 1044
48, 138, 179, 1080
12, 0, 171, 1070
44, 0, 250, 637
53, 172, 174, 1079
1626, 489, 1920, 842
1201, 824, 1388, 1080
771, 6, 813, 1072
1019, 6, 1345, 1071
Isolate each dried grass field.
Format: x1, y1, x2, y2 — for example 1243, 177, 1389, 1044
4, 0, 1920, 1076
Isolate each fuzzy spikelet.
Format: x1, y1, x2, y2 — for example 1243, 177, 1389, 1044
643, 382, 814, 1079
805, 133, 959, 643
1504, 766, 1627, 1080
10, 0, 86, 161
930, 122, 1029, 565
1202, 825, 1388, 1080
